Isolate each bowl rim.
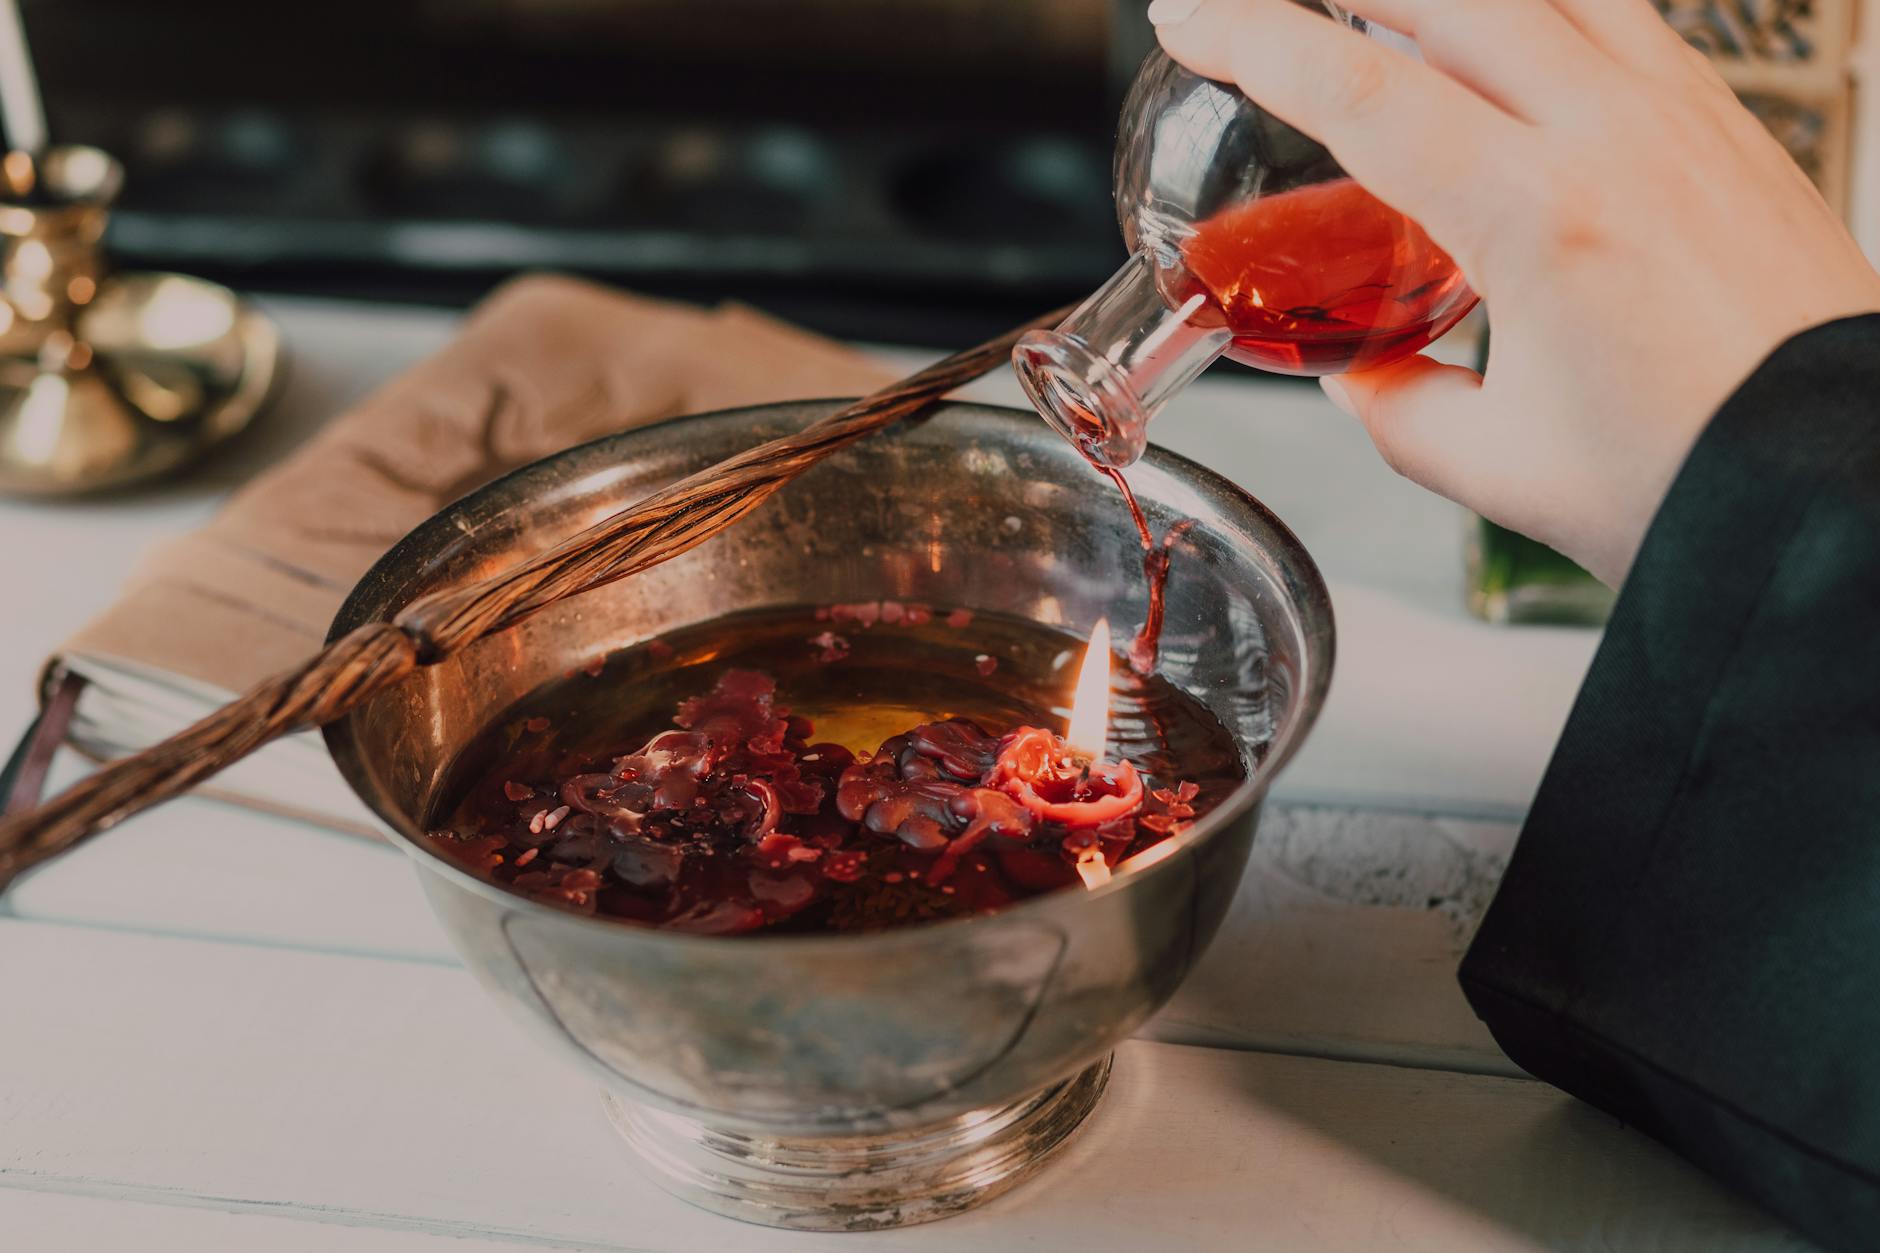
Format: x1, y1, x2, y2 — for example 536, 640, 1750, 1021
322, 397, 1335, 950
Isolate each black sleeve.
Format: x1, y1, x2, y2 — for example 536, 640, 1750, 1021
1459, 313, 1880, 1253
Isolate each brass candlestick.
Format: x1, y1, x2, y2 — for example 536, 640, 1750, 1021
0, 145, 279, 495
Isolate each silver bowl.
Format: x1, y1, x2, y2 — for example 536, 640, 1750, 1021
324, 399, 1333, 1230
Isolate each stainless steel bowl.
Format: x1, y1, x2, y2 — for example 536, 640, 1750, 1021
324, 399, 1333, 1230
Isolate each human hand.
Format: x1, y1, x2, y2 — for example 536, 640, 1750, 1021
1148, 0, 1880, 584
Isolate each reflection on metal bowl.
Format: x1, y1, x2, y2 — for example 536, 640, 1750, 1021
324, 400, 1333, 1229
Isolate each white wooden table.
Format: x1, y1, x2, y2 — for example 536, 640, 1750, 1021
0, 298, 1815, 1251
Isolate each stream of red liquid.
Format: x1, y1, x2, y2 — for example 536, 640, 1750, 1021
1083, 179, 1474, 669
1099, 465, 1193, 676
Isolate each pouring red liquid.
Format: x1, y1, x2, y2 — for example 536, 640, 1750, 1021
1179, 178, 1475, 375
1015, 40, 1480, 471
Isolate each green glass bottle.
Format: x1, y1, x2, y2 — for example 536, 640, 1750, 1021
1467, 517, 1614, 625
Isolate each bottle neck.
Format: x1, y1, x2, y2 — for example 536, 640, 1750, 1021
1014, 252, 1231, 468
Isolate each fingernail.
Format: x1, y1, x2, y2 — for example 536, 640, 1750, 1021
1147, 0, 1205, 26
1320, 376, 1357, 417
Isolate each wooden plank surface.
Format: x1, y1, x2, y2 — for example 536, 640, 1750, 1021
4, 791, 1514, 1074
0, 1190, 555, 1253
0, 919, 1810, 1252
1143, 805, 1511, 1072
2, 783, 456, 964
0, 296, 1677, 1248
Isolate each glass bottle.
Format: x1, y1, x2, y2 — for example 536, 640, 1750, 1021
1015, 2, 1479, 468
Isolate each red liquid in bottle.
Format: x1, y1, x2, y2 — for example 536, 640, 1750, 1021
1178, 178, 1476, 375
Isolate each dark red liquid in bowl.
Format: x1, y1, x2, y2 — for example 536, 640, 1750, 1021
1177, 178, 1477, 375
425, 607, 1248, 936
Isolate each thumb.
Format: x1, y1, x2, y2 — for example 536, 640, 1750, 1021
1321, 355, 1496, 510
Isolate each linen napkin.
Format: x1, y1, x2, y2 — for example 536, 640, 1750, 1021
41, 274, 893, 832
60, 274, 893, 694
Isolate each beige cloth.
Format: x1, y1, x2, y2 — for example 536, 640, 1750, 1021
59, 274, 895, 695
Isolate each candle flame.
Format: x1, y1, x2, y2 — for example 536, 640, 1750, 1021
1065, 618, 1111, 759
1075, 850, 1113, 890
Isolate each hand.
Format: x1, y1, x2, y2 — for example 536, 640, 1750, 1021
1149, 0, 1880, 585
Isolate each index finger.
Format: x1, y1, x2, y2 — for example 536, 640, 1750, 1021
1155, 0, 1526, 264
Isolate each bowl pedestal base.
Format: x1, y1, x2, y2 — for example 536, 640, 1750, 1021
601, 1054, 1113, 1231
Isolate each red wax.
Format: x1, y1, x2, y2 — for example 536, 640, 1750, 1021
431, 669, 1205, 936
989, 727, 1144, 825
1179, 178, 1477, 375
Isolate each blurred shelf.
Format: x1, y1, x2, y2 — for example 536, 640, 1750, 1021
65, 107, 1127, 343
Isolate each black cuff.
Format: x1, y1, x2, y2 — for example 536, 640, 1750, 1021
1460, 313, 1880, 1252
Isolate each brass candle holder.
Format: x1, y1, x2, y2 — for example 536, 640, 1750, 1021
0, 145, 278, 495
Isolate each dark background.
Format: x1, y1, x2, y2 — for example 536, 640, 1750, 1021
31, 0, 1157, 344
